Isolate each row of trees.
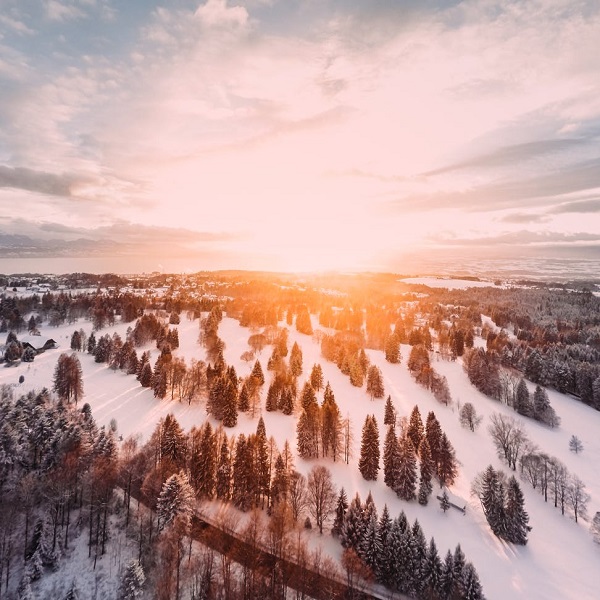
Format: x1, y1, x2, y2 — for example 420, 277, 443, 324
332, 490, 485, 599
472, 466, 530, 544
383, 408, 458, 505
408, 345, 452, 405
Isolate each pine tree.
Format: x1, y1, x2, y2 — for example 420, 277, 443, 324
340, 493, 364, 551
321, 384, 342, 460
383, 424, 399, 490
118, 559, 146, 599
437, 432, 458, 487
358, 415, 380, 481
383, 395, 395, 426
360, 507, 382, 572
504, 475, 529, 544
216, 435, 232, 501
156, 472, 194, 530
480, 465, 506, 537
462, 562, 485, 600
366, 365, 385, 400
384, 334, 401, 364
279, 388, 294, 415
418, 437, 434, 505
310, 363, 324, 391
515, 379, 533, 416
265, 381, 279, 412
411, 520, 427, 597
237, 381, 250, 413
395, 435, 417, 501
425, 410, 443, 469
290, 341, 303, 377
332, 488, 349, 537
407, 405, 424, 456
251, 360, 265, 386
439, 549, 455, 600
232, 435, 254, 511
190, 422, 216, 499
269, 453, 288, 509
221, 379, 238, 427
255, 418, 270, 507
421, 537, 443, 598
300, 381, 317, 411
371, 504, 389, 581
349, 359, 364, 387
451, 544, 467, 599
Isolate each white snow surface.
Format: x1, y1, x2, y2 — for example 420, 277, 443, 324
2, 312, 599, 600
399, 277, 497, 289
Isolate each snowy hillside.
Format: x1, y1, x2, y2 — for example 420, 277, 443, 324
1, 311, 598, 600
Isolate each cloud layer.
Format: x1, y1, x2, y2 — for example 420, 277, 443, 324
1, 0, 599, 271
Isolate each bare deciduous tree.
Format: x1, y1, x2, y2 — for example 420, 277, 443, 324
488, 413, 530, 470
306, 466, 337, 534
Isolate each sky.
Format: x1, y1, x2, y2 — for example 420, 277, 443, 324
1, 0, 600, 274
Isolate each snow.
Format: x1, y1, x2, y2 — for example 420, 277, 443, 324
399, 277, 497, 290
2, 310, 599, 600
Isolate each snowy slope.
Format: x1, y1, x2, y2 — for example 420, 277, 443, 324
2, 312, 599, 600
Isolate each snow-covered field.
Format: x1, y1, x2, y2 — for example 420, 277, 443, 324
2, 311, 599, 600
398, 277, 497, 290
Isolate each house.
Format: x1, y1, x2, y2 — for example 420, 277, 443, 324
19, 335, 58, 354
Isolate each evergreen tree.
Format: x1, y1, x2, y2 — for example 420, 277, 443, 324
269, 453, 288, 509
332, 487, 349, 537
375, 505, 392, 581
462, 562, 485, 600
421, 537, 443, 599
437, 432, 458, 488
439, 549, 455, 600
300, 381, 317, 411
360, 507, 382, 573
251, 360, 265, 386
349, 359, 364, 387
232, 435, 254, 511
395, 435, 417, 501
451, 544, 467, 599
358, 415, 380, 481
152, 357, 169, 399
139, 362, 153, 388
190, 422, 216, 499
480, 465, 506, 538
383, 395, 395, 426
221, 379, 238, 428
279, 388, 294, 415
215, 435, 232, 501
407, 405, 424, 455
255, 418, 270, 507
505, 475, 529, 544
515, 379, 533, 416
340, 493, 364, 551
118, 560, 146, 599
321, 384, 342, 460
156, 471, 194, 530
383, 424, 399, 490
411, 520, 428, 597
384, 334, 401, 364
310, 363, 324, 391
366, 365, 385, 400
425, 410, 443, 469
290, 341, 303, 377
237, 380, 250, 412
418, 437, 434, 505
265, 381, 279, 412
